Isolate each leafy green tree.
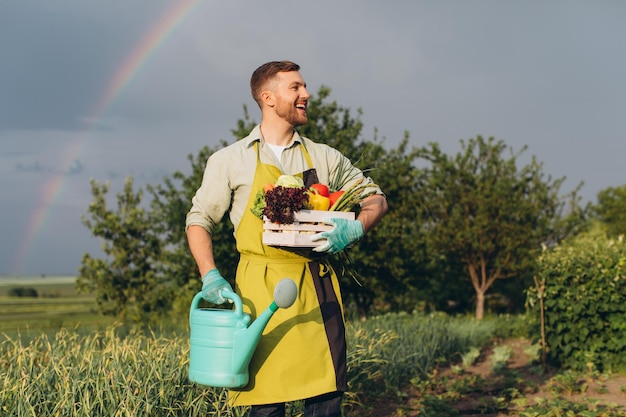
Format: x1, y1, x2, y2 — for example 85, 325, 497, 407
78, 178, 165, 321
414, 136, 585, 319
81, 87, 586, 319
592, 184, 626, 237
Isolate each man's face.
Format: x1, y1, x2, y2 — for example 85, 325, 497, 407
269, 71, 310, 126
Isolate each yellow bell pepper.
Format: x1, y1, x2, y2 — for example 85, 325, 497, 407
308, 192, 331, 211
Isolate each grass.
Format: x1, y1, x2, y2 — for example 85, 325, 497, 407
1, 307, 504, 416
3, 280, 625, 416
1, 325, 224, 416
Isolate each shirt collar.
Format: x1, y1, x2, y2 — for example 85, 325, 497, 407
244, 124, 303, 148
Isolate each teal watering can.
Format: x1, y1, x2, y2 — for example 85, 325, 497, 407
188, 278, 298, 388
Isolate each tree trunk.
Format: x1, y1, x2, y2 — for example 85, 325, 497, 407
475, 289, 485, 320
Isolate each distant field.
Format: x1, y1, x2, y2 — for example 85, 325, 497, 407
0, 275, 78, 296
0, 276, 114, 335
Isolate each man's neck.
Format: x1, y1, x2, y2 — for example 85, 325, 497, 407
260, 117, 295, 146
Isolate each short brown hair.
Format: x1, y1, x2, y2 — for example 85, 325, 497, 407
250, 61, 300, 106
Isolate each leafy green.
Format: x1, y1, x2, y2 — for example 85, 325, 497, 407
250, 189, 266, 219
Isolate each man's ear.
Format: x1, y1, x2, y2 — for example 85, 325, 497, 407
260, 90, 274, 107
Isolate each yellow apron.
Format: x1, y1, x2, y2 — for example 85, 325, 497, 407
229, 141, 347, 406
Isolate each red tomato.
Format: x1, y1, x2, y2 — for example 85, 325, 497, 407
329, 190, 344, 208
310, 183, 330, 197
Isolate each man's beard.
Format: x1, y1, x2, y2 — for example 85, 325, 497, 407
276, 100, 308, 126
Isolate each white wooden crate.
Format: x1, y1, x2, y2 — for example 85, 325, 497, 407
263, 209, 356, 247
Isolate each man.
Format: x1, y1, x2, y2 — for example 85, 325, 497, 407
186, 60, 387, 417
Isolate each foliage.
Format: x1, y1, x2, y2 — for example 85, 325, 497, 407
593, 184, 626, 237
518, 397, 626, 417
338, 136, 430, 314
1, 312, 503, 417
491, 345, 513, 373
79, 86, 586, 319
350, 311, 497, 393
526, 231, 626, 372
78, 178, 166, 322
7, 287, 38, 298
413, 136, 586, 319
8, 312, 626, 416
0, 325, 230, 417
401, 338, 626, 417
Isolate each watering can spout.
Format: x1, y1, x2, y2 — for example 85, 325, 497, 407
232, 301, 278, 373
231, 278, 298, 374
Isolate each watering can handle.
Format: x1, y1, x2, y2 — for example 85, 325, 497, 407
189, 290, 244, 317
221, 289, 243, 316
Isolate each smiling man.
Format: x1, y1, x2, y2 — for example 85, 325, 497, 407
186, 60, 388, 417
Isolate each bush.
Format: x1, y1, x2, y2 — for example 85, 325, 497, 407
526, 232, 626, 372
7, 287, 38, 298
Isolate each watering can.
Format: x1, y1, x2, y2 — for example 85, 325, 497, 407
188, 278, 298, 388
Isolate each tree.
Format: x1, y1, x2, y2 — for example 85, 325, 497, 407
81, 87, 587, 319
78, 178, 165, 321
592, 184, 626, 237
414, 136, 585, 319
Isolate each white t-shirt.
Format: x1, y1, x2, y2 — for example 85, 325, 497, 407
266, 143, 287, 164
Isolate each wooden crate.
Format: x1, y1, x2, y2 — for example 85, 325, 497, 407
263, 209, 356, 248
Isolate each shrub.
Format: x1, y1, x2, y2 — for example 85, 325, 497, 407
526, 232, 626, 372
7, 287, 38, 298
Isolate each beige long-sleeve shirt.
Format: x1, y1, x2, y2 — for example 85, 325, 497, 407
185, 125, 382, 236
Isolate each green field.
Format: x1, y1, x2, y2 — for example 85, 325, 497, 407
3, 277, 624, 416
0, 276, 114, 335
0, 275, 77, 296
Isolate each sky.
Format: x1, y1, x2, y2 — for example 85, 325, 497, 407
1, 1, 625, 276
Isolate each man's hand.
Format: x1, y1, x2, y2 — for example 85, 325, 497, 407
201, 269, 233, 304
311, 218, 364, 254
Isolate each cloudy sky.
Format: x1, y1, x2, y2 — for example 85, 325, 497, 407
1, 1, 625, 276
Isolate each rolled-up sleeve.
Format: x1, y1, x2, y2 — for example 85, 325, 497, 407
185, 149, 234, 235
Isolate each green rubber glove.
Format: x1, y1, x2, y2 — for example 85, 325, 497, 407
201, 269, 233, 304
311, 218, 364, 254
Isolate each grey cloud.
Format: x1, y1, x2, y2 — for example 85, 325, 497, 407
15, 159, 85, 176
0, 1, 170, 132
66, 159, 85, 175
15, 161, 50, 174
1, 151, 38, 158
2, 0, 626, 275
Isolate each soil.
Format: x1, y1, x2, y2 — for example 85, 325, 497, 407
355, 338, 626, 416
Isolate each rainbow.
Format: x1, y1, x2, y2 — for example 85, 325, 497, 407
12, 0, 199, 275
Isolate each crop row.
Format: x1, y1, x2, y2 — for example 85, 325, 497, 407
1, 313, 501, 416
